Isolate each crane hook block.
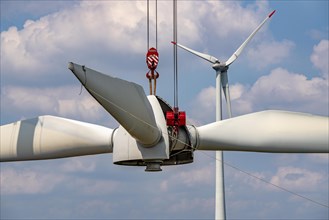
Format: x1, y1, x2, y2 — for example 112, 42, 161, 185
146, 47, 159, 71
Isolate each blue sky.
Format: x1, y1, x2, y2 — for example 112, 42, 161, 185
0, 0, 328, 219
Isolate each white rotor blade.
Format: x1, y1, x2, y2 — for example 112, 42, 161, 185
68, 62, 161, 147
196, 110, 329, 153
172, 41, 219, 64
225, 10, 276, 66
0, 116, 113, 162
220, 71, 232, 118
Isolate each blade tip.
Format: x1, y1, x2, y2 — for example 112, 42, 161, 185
171, 41, 177, 45
68, 62, 74, 71
269, 10, 276, 18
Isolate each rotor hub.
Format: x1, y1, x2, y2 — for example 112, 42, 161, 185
212, 62, 228, 72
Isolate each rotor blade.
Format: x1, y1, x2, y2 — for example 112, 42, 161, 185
172, 41, 219, 64
225, 10, 276, 66
220, 71, 232, 118
1, 116, 113, 162
196, 110, 329, 153
68, 62, 161, 147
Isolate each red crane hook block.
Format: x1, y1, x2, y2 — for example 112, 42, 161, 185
146, 47, 159, 71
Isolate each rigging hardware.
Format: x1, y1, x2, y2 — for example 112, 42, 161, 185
146, 0, 159, 95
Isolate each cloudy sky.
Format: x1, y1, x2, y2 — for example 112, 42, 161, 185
1, 0, 328, 219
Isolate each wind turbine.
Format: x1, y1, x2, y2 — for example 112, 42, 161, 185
173, 10, 276, 219
0, 9, 328, 220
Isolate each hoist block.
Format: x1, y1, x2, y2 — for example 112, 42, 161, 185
146, 47, 159, 71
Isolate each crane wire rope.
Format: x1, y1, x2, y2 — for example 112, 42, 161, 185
146, 0, 158, 50
146, 0, 159, 95
156, 0, 158, 49
147, 0, 149, 50
173, 0, 178, 109
81, 83, 329, 210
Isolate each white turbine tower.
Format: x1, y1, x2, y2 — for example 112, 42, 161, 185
174, 10, 276, 220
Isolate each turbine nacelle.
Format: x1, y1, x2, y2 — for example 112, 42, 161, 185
212, 62, 228, 72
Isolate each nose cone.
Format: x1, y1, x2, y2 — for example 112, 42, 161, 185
68, 62, 86, 85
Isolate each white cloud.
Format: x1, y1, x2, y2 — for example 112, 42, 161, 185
270, 166, 326, 192
0, 168, 65, 194
226, 162, 328, 195
160, 180, 169, 192
0, 160, 118, 196
205, 1, 269, 39
1, 26, 41, 74
222, 153, 328, 219
274, 154, 300, 166
311, 40, 329, 78
75, 200, 114, 217
190, 67, 328, 123
228, 168, 268, 192
71, 178, 118, 196
308, 29, 329, 41
1, 85, 108, 122
308, 154, 329, 164
174, 165, 214, 187
60, 157, 96, 173
159, 161, 215, 194
230, 83, 246, 100
242, 67, 329, 114
190, 86, 216, 124
189, 83, 251, 123
1, 1, 147, 78
0, 1, 274, 82
167, 197, 214, 214
247, 40, 295, 69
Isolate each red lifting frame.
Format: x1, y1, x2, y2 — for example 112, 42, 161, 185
166, 108, 186, 127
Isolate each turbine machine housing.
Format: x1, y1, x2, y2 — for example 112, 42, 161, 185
112, 96, 194, 171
